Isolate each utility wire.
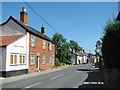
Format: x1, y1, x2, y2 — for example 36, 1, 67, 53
22, 0, 59, 34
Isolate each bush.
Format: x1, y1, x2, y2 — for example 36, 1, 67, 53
61, 62, 66, 66
55, 58, 61, 66
102, 18, 120, 69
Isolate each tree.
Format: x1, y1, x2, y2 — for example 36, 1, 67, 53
102, 16, 120, 88
52, 33, 71, 64
70, 40, 82, 53
69, 40, 83, 64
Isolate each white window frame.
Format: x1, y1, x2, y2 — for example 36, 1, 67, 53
31, 53, 35, 65
49, 54, 52, 64
43, 54, 45, 64
43, 40, 46, 49
31, 35, 35, 47
49, 42, 52, 51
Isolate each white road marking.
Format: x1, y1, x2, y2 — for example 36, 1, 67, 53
21, 82, 42, 89
51, 74, 63, 80
83, 82, 104, 84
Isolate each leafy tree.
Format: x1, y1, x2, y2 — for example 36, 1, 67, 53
70, 40, 82, 53
69, 40, 83, 64
52, 33, 71, 65
101, 15, 120, 88
102, 16, 120, 69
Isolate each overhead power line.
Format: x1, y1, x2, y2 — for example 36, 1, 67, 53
22, 0, 59, 34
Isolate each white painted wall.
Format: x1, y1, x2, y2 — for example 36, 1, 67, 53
82, 56, 87, 63
77, 56, 82, 64
26, 32, 29, 70
6, 34, 28, 71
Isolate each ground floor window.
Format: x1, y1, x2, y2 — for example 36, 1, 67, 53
43, 54, 45, 64
14, 55, 17, 64
20, 55, 26, 64
49, 54, 52, 64
31, 52, 35, 65
10, 54, 26, 65
10, 55, 13, 64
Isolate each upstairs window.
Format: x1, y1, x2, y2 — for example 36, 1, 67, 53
49, 42, 52, 51
31, 35, 35, 47
43, 40, 46, 49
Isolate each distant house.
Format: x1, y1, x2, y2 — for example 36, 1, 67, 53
89, 55, 97, 63
70, 52, 82, 65
0, 7, 55, 77
78, 51, 87, 64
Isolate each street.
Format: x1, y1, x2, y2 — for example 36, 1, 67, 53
2, 64, 93, 89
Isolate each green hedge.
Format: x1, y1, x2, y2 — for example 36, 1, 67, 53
102, 20, 120, 69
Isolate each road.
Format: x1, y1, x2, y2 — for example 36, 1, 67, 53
2, 64, 93, 89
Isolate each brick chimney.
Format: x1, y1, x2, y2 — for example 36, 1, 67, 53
83, 49, 85, 53
20, 7, 28, 24
41, 25, 45, 35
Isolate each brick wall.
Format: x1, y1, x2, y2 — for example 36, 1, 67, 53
29, 33, 55, 73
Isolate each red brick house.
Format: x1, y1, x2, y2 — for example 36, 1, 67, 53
0, 7, 55, 77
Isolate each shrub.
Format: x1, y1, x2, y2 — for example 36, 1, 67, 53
55, 58, 61, 66
102, 17, 120, 69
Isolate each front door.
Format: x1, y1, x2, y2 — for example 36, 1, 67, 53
52, 55, 54, 66
37, 56, 40, 70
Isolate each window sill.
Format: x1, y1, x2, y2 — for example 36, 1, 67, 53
10, 64, 18, 66
31, 64, 35, 66
19, 64, 26, 65
31, 46, 35, 48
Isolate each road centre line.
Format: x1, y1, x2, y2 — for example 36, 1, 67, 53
51, 74, 63, 80
21, 82, 42, 90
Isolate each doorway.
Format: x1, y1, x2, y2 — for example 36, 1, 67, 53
36, 56, 40, 70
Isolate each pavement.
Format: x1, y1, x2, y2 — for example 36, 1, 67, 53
79, 66, 104, 88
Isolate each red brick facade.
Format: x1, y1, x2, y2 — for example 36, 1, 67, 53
29, 34, 55, 73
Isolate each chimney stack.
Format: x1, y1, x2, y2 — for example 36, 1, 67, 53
41, 25, 45, 35
83, 49, 85, 53
20, 7, 28, 24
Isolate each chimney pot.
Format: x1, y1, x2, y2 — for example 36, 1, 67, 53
22, 7, 26, 12
41, 25, 45, 35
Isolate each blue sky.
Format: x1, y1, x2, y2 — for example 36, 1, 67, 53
1, 2, 118, 54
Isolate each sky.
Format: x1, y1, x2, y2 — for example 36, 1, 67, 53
1, 2, 119, 54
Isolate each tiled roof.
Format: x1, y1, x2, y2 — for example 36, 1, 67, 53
0, 34, 24, 46
72, 52, 82, 56
1, 16, 54, 43
79, 51, 87, 56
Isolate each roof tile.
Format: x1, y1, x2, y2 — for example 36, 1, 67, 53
0, 34, 24, 46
